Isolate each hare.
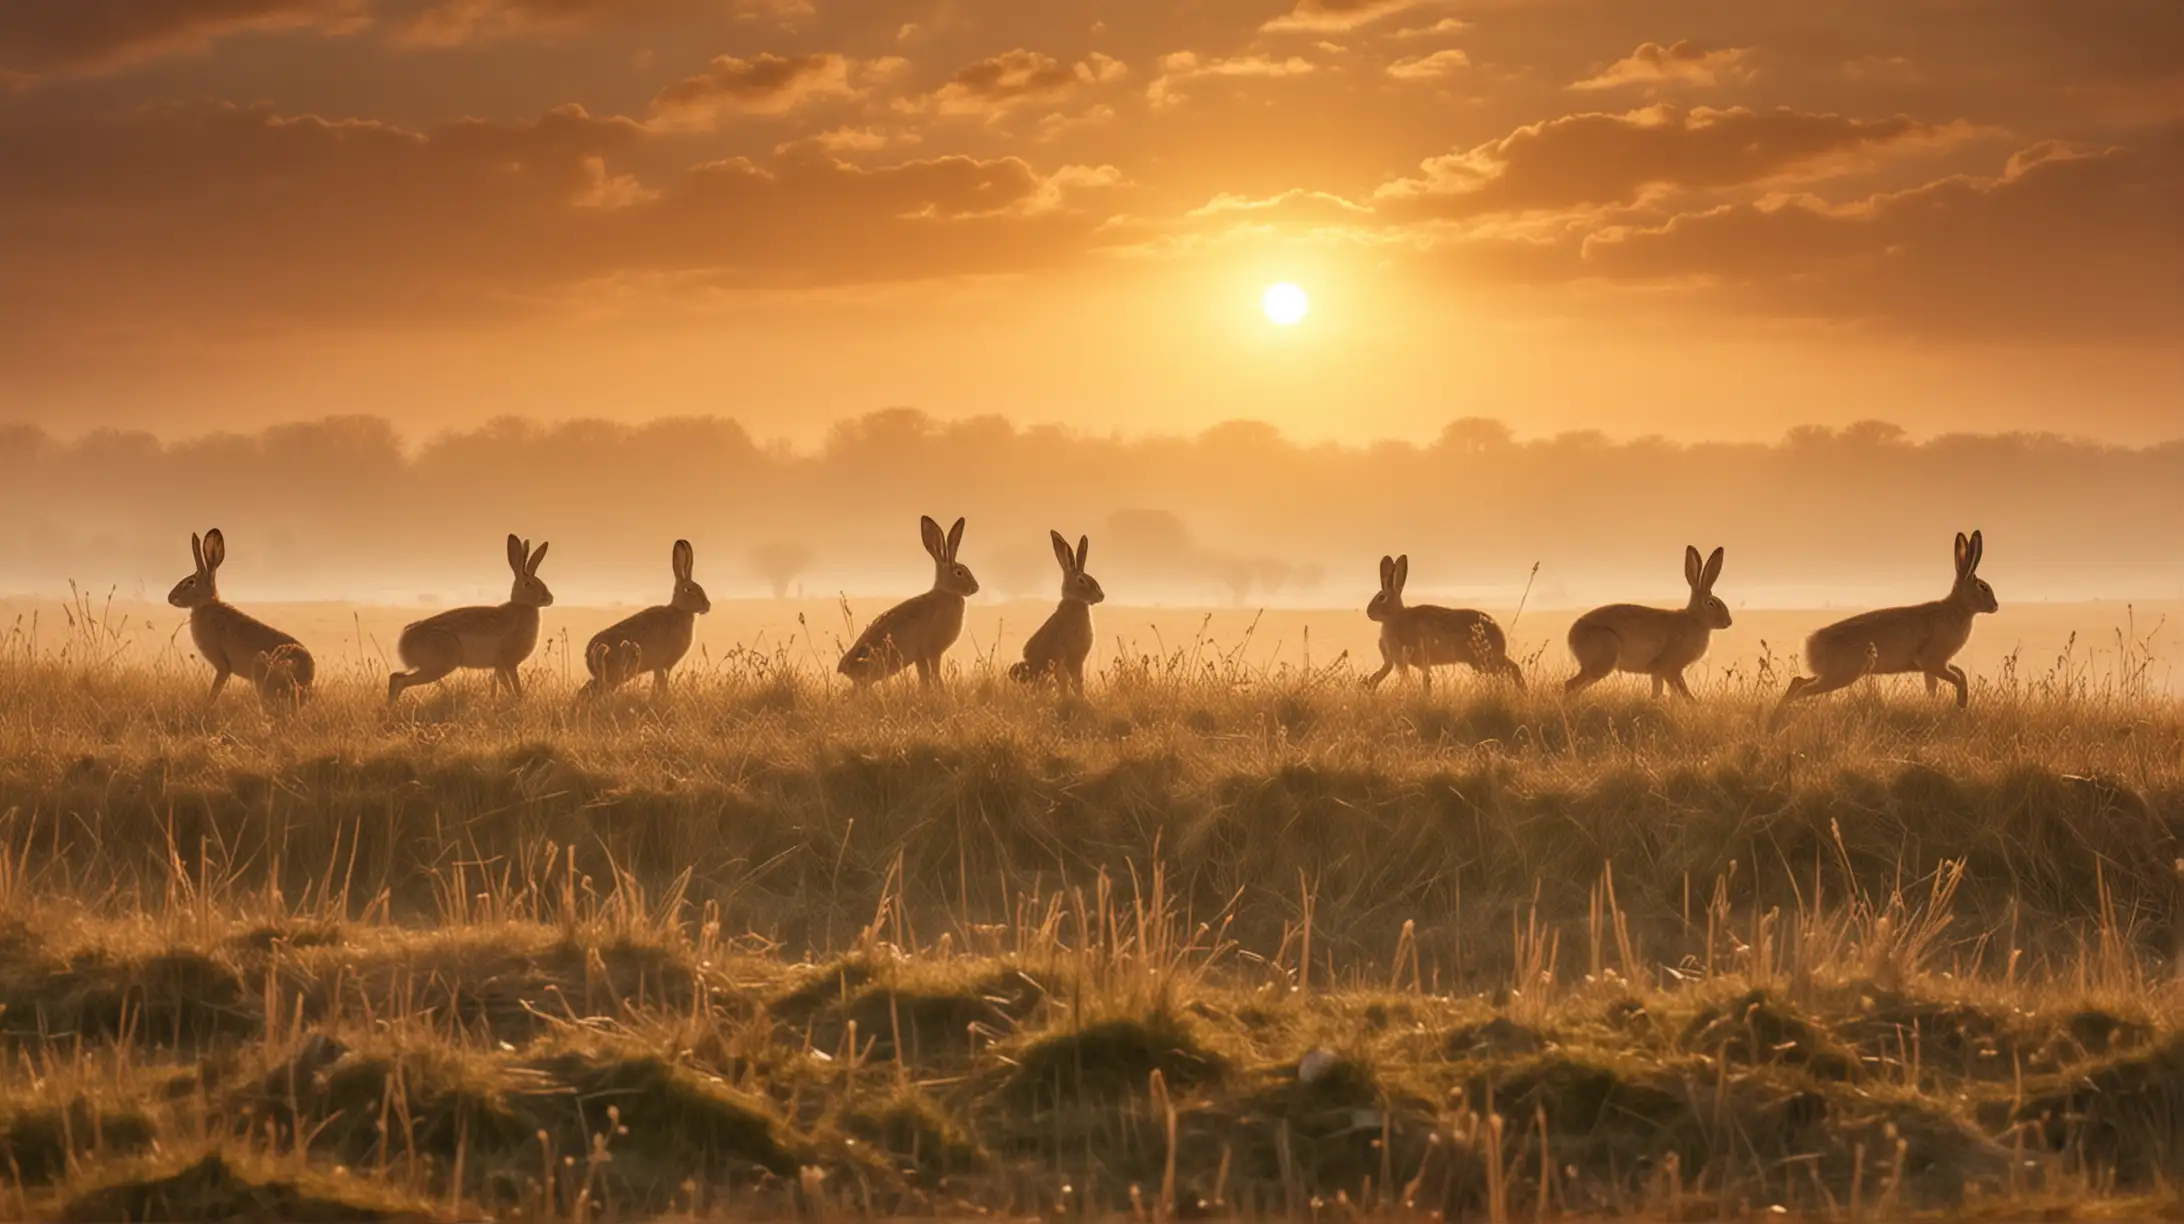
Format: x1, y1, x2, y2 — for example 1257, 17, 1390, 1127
1009, 530, 1103, 692
838, 515, 978, 688
1364, 554, 1524, 691
167, 528, 315, 707
578, 539, 711, 702
388, 534, 553, 703
1564, 545, 1730, 699
1772, 530, 1997, 726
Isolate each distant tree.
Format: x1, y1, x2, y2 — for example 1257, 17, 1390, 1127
1216, 554, 1258, 606
1255, 557, 1293, 596
750, 541, 815, 599
1437, 417, 1514, 454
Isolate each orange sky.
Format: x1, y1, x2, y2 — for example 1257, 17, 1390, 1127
2, 0, 2179, 443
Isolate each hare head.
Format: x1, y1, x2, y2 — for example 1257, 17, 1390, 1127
507, 534, 555, 608
1952, 530, 1998, 614
1683, 545, 1731, 629
169, 528, 226, 609
1051, 531, 1104, 605
1366, 554, 1409, 623
670, 539, 711, 615
923, 515, 979, 597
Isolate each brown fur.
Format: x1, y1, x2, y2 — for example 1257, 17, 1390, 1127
580, 539, 710, 701
1564, 545, 1731, 699
1363, 554, 1524, 692
1010, 530, 1103, 693
1772, 530, 1998, 726
167, 528, 315, 708
388, 534, 553, 703
839, 516, 979, 688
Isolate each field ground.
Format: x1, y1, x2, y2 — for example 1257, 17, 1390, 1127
0, 599, 2177, 1219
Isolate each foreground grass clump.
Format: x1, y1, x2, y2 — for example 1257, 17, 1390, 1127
0, 852, 2170, 1221
0, 650, 2173, 1217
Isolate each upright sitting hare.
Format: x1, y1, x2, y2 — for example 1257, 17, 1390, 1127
579, 539, 710, 701
388, 534, 553, 703
838, 515, 978, 688
1009, 530, 1103, 692
1364, 554, 1524, 691
1564, 545, 1730, 698
168, 528, 315, 707
1772, 530, 1997, 726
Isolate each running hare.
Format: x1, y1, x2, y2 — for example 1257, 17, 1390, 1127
168, 528, 315, 707
1772, 530, 1997, 727
838, 515, 978, 688
1009, 530, 1103, 692
1564, 545, 1730, 698
1364, 554, 1524, 691
388, 534, 553, 703
579, 539, 710, 701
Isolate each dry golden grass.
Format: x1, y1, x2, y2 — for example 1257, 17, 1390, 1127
0, 598, 2177, 1220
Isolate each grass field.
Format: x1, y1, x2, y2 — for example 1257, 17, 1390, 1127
0, 597, 2177, 1219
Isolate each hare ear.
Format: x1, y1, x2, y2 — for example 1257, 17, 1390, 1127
1394, 555, 1409, 595
1701, 546, 1724, 592
1685, 545, 1703, 588
1968, 530, 1983, 573
190, 532, 206, 574
946, 517, 966, 562
1050, 530, 1075, 573
202, 528, 226, 573
527, 541, 549, 575
1378, 555, 1394, 592
920, 515, 946, 561
673, 539, 693, 582
1076, 534, 1090, 571
508, 534, 527, 574
1953, 532, 1970, 577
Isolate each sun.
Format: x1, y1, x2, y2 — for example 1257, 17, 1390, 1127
1262, 282, 1309, 326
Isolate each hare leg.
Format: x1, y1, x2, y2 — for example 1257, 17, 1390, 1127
387, 659, 455, 704
497, 666, 524, 698
653, 669, 671, 699
1768, 672, 1857, 728
1564, 630, 1616, 695
1665, 672, 1696, 701
1650, 676, 1665, 700
914, 656, 937, 688
1563, 658, 1613, 695
1364, 658, 1395, 690
1419, 664, 1433, 695
1924, 674, 1941, 697
1066, 659, 1085, 695
1934, 664, 1969, 708
208, 668, 231, 700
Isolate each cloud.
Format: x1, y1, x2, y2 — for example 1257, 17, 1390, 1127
1375, 105, 1975, 218
1146, 51, 1316, 108
0, 0, 366, 76
1386, 48, 1468, 80
1263, 0, 1432, 34
1576, 134, 2184, 338
905, 49, 1127, 119
397, 0, 807, 46
649, 53, 902, 128
1391, 18, 1469, 40
0, 101, 1124, 337
1191, 189, 1375, 226
1571, 41, 1754, 92
778, 125, 920, 155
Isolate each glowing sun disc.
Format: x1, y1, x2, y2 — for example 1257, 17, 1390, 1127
1262, 282, 1309, 326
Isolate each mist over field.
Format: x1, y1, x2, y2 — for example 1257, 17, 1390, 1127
3, 410, 2178, 608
